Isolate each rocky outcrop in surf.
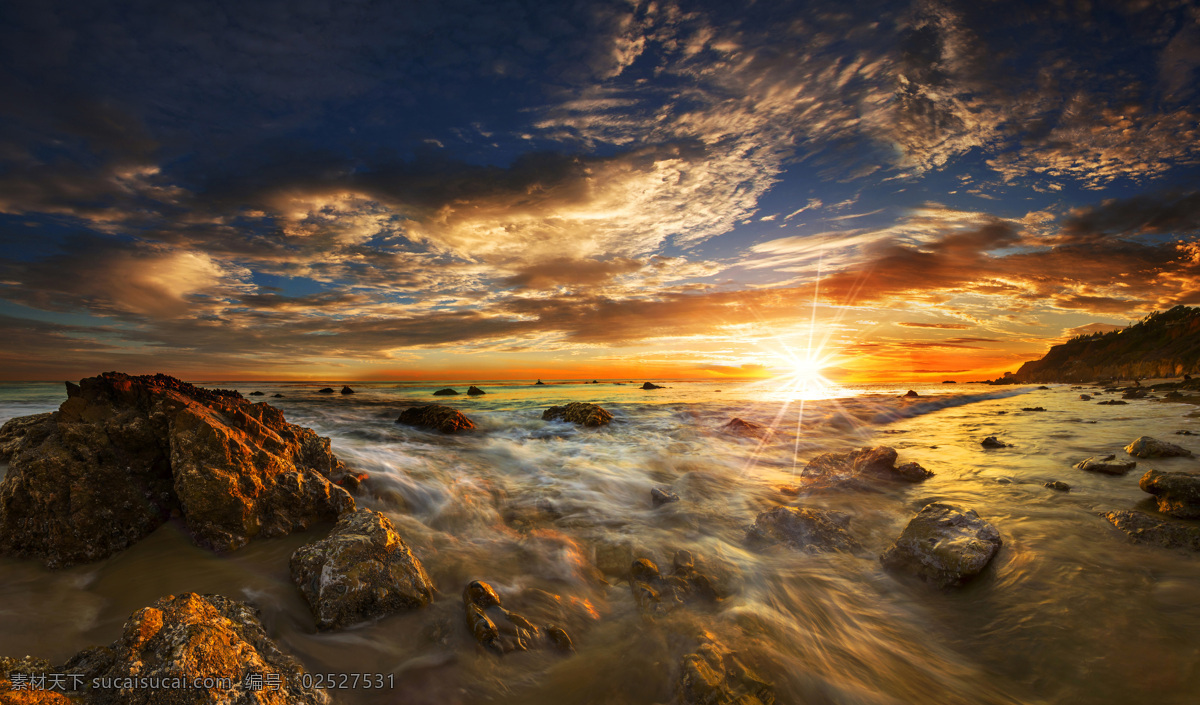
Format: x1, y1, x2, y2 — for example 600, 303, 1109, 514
747, 506, 862, 553
800, 446, 932, 488
1139, 469, 1200, 519
543, 402, 613, 427
396, 404, 475, 432
880, 503, 1002, 588
463, 580, 573, 654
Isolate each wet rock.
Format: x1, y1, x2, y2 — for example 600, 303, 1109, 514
1021, 407, 1047, 412
535, 379, 546, 385
462, 580, 573, 654
678, 631, 775, 705
340, 386, 355, 395
879, 503, 1002, 588
1102, 510, 1200, 551
1037, 385, 1051, 390
317, 387, 335, 394
1098, 399, 1128, 405
1045, 481, 1071, 492
1167, 391, 1184, 398
273, 393, 284, 398
0, 656, 72, 703
1176, 429, 1197, 435
432, 388, 459, 396
980, 436, 1010, 448
1139, 469, 1200, 519
592, 540, 634, 577
396, 404, 475, 433
748, 506, 862, 553
722, 417, 770, 438
249, 391, 265, 396
801, 446, 932, 487
0, 373, 355, 567
1080, 394, 1093, 400
1123, 389, 1149, 399
641, 382, 664, 390
1125, 436, 1193, 458
290, 508, 434, 630
0, 412, 52, 462
1074, 454, 1138, 475
466, 385, 486, 395
67, 593, 330, 704
651, 486, 680, 507
542, 402, 613, 427
903, 390, 919, 397
630, 552, 721, 615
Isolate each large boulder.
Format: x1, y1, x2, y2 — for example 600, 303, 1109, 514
1125, 436, 1193, 458
395, 404, 475, 433
801, 446, 932, 487
1139, 469, 1200, 519
678, 631, 775, 705
466, 386, 486, 396
0, 412, 53, 462
880, 503, 1002, 588
641, 382, 664, 390
748, 506, 862, 553
65, 593, 330, 704
290, 509, 434, 630
1074, 454, 1138, 475
432, 388, 459, 396
1103, 510, 1200, 551
542, 402, 613, 427
0, 373, 355, 567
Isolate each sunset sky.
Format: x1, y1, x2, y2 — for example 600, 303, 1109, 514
2, 0, 1199, 382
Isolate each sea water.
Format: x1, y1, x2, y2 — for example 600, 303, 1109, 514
1, 379, 1198, 705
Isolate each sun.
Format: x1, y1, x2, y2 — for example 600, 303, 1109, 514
789, 356, 827, 387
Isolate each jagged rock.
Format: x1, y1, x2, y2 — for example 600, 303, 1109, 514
651, 487, 680, 507
1139, 469, 1200, 519
630, 552, 720, 615
65, 593, 330, 704
748, 506, 861, 553
1021, 407, 1047, 411
462, 580, 573, 654
290, 509, 434, 630
1045, 481, 1071, 491
466, 386, 486, 395
1125, 436, 1193, 458
0, 656, 72, 703
1074, 454, 1138, 475
801, 446, 932, 487
1098, 399, 1128, 405
879, 503, 1002, 588
641, 382, 664, 390
249, 391, 265, 396
317, 387, 335, 394
980, 436, 1010, 448
0, 412, 52, 462
1080, 394, 1093, 400
542, 402, 613, 427
535, 379, 546, 385
1103, 510, 1200, 551
678, 631, 775, 705
340, 386, 354, 395
903, 390, 919, 397
432, 388, 459, 396
0, 373, 355, 567
722, 418, 769, 438
396, 404, 475, 433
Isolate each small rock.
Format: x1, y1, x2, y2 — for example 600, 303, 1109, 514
801, 446, 932, 486
273, 393, 284, 398
433, 387, 459, 396
1080, 394, 1092, 401
535, 379, 546, 385
980, 436, 1009, 448
630, 554, 720, 615
1176, 429, 1196, 435
1123, 389, 1149, 399
1021, 407, 1046, 412
903, 390, 919, 397
1098, 399, 1128, 405
642, 382, 664, 390
1103, 510, 1200, 551
396, 405, 475, 433
1037, 386, 1051, 390
1074, 455, 1138, 475
467, 385, 486, 395
1125, 436, 1193, 458
678, 631, 775, 705
249, 391, 265, 396
748, 506, 861, 553
463, 580, 573, 654
651, 487, 680, 507
879, 503, 1002, 588
341, 386, 355, 395
1139, 469, 1200, 519
317, 387, 335, 393
543, 402, 613, 427
1167, 391, 1184, 399
1044, 481, 1071, 492
722, 418, 770, 438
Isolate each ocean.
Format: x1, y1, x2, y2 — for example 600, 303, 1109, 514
1, 379, 1199, 704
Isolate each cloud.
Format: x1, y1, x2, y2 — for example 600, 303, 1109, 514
501, 257, 643, 289
1057, 190, 1200, 244
895, 322, 973, 329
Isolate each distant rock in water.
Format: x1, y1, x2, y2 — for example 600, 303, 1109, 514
1022, 407, 1047, 412
249, 391, 265, 396
0, 372, 355, 567
467, 385, 486, 395
1125, 436, 1193, 458
341, 386, 355, 394
543, 402, 613, 427
678, 630, 774, 705
463, 580, 574, 654
396, 404, 475, 433
942, 380, 956, 384
1097, 399, 1128, 405
318, 387, 335, 393
880, 503, 1002, 588
801, 446, 932, 487
748, 506, 862, 553
1037, 385, 1051, 390
273, 393, 284, 398
535, 379, 546, 385
641, 382, 664, 390
1074, 454, 1137, 475
1139, 469, 1200, 519
722, 417, 770, 438
433, 387, 459, 396
981, 436, 1010, 448
290, 508, 433, 630
1080, 394, 1093, 400
651, 486, 680, 507
1045, 481, 1071, 491
1103, 510, 1200, 551
903, 390, 919, 397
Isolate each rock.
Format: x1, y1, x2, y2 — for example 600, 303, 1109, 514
1021, 407, 1047, 411
273, 393, 284, 398
462, 580, 573, 654
290, 509, 434, 630
0, 412, 52, 462
651, 487, 680, 507
722, 418, 769, 438
879, 503, 1002, 588
249, 391, 265, 396
748, 506, 861, 553
641, 382, 664, 390
1074, 455, 1138, 475
535, 379, 546, 385
432, 388, 459, 396
1139, 469, 1200, 519
466, 385, 486, 395
980, 436, 1010, 448
66, 593, 330, 704
317, 387, 335, 394
1102, 510, 1200, 551
542, 402, 613, 427
1123, 389, 1149, 399
903, 390, 919, 397
1176, 429, 1197, 435
1125, 436, 1193, 458
678, 631, 775, 705
396, 404, 475, 433
630, 552, 721, 615
1080, 394, 1092, 400
801, 446, 932, 487
591, 380, 598, 384
1167, 391, 1184, 398
1098, 399, 1128, 405
1037, 386, 1051, 390
0, 372, 355, 567
1045, 481, 1071, 491
340, 386, 354, 395
0, 656, 72, 703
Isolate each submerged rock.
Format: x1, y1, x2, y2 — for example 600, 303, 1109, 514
466, 385, 486, 395
290, 509, 434, 630
630, 552, 721, 615
318, 387, 335, 394
980, 436, 1010, 448
1080, 394, 1093, 400
0, 373, 354, 567
1139, 469, 1200, 519
1103, 510, 1200, 551
462, 580, 573, 654
67, 593, 330, 704
1074, 454, 1138, 475
542, 402, 613, 427
1045, 481, 1071, 492
396, 404, 475, 433
903, 390, 919, 397
1021, 407, 1047, 412
748, 506, 861, 553
1125, 436, 1193, 458
340, 386, 355, 395
432, 387, 459, 396
1098, 399, 1128, 405
641, 382, 664, 390
678, 631, 775, 705
801, 446, 932, 487
651, 486, 680, 507
879, 503, 1002, 588
722, 418, 770, 438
